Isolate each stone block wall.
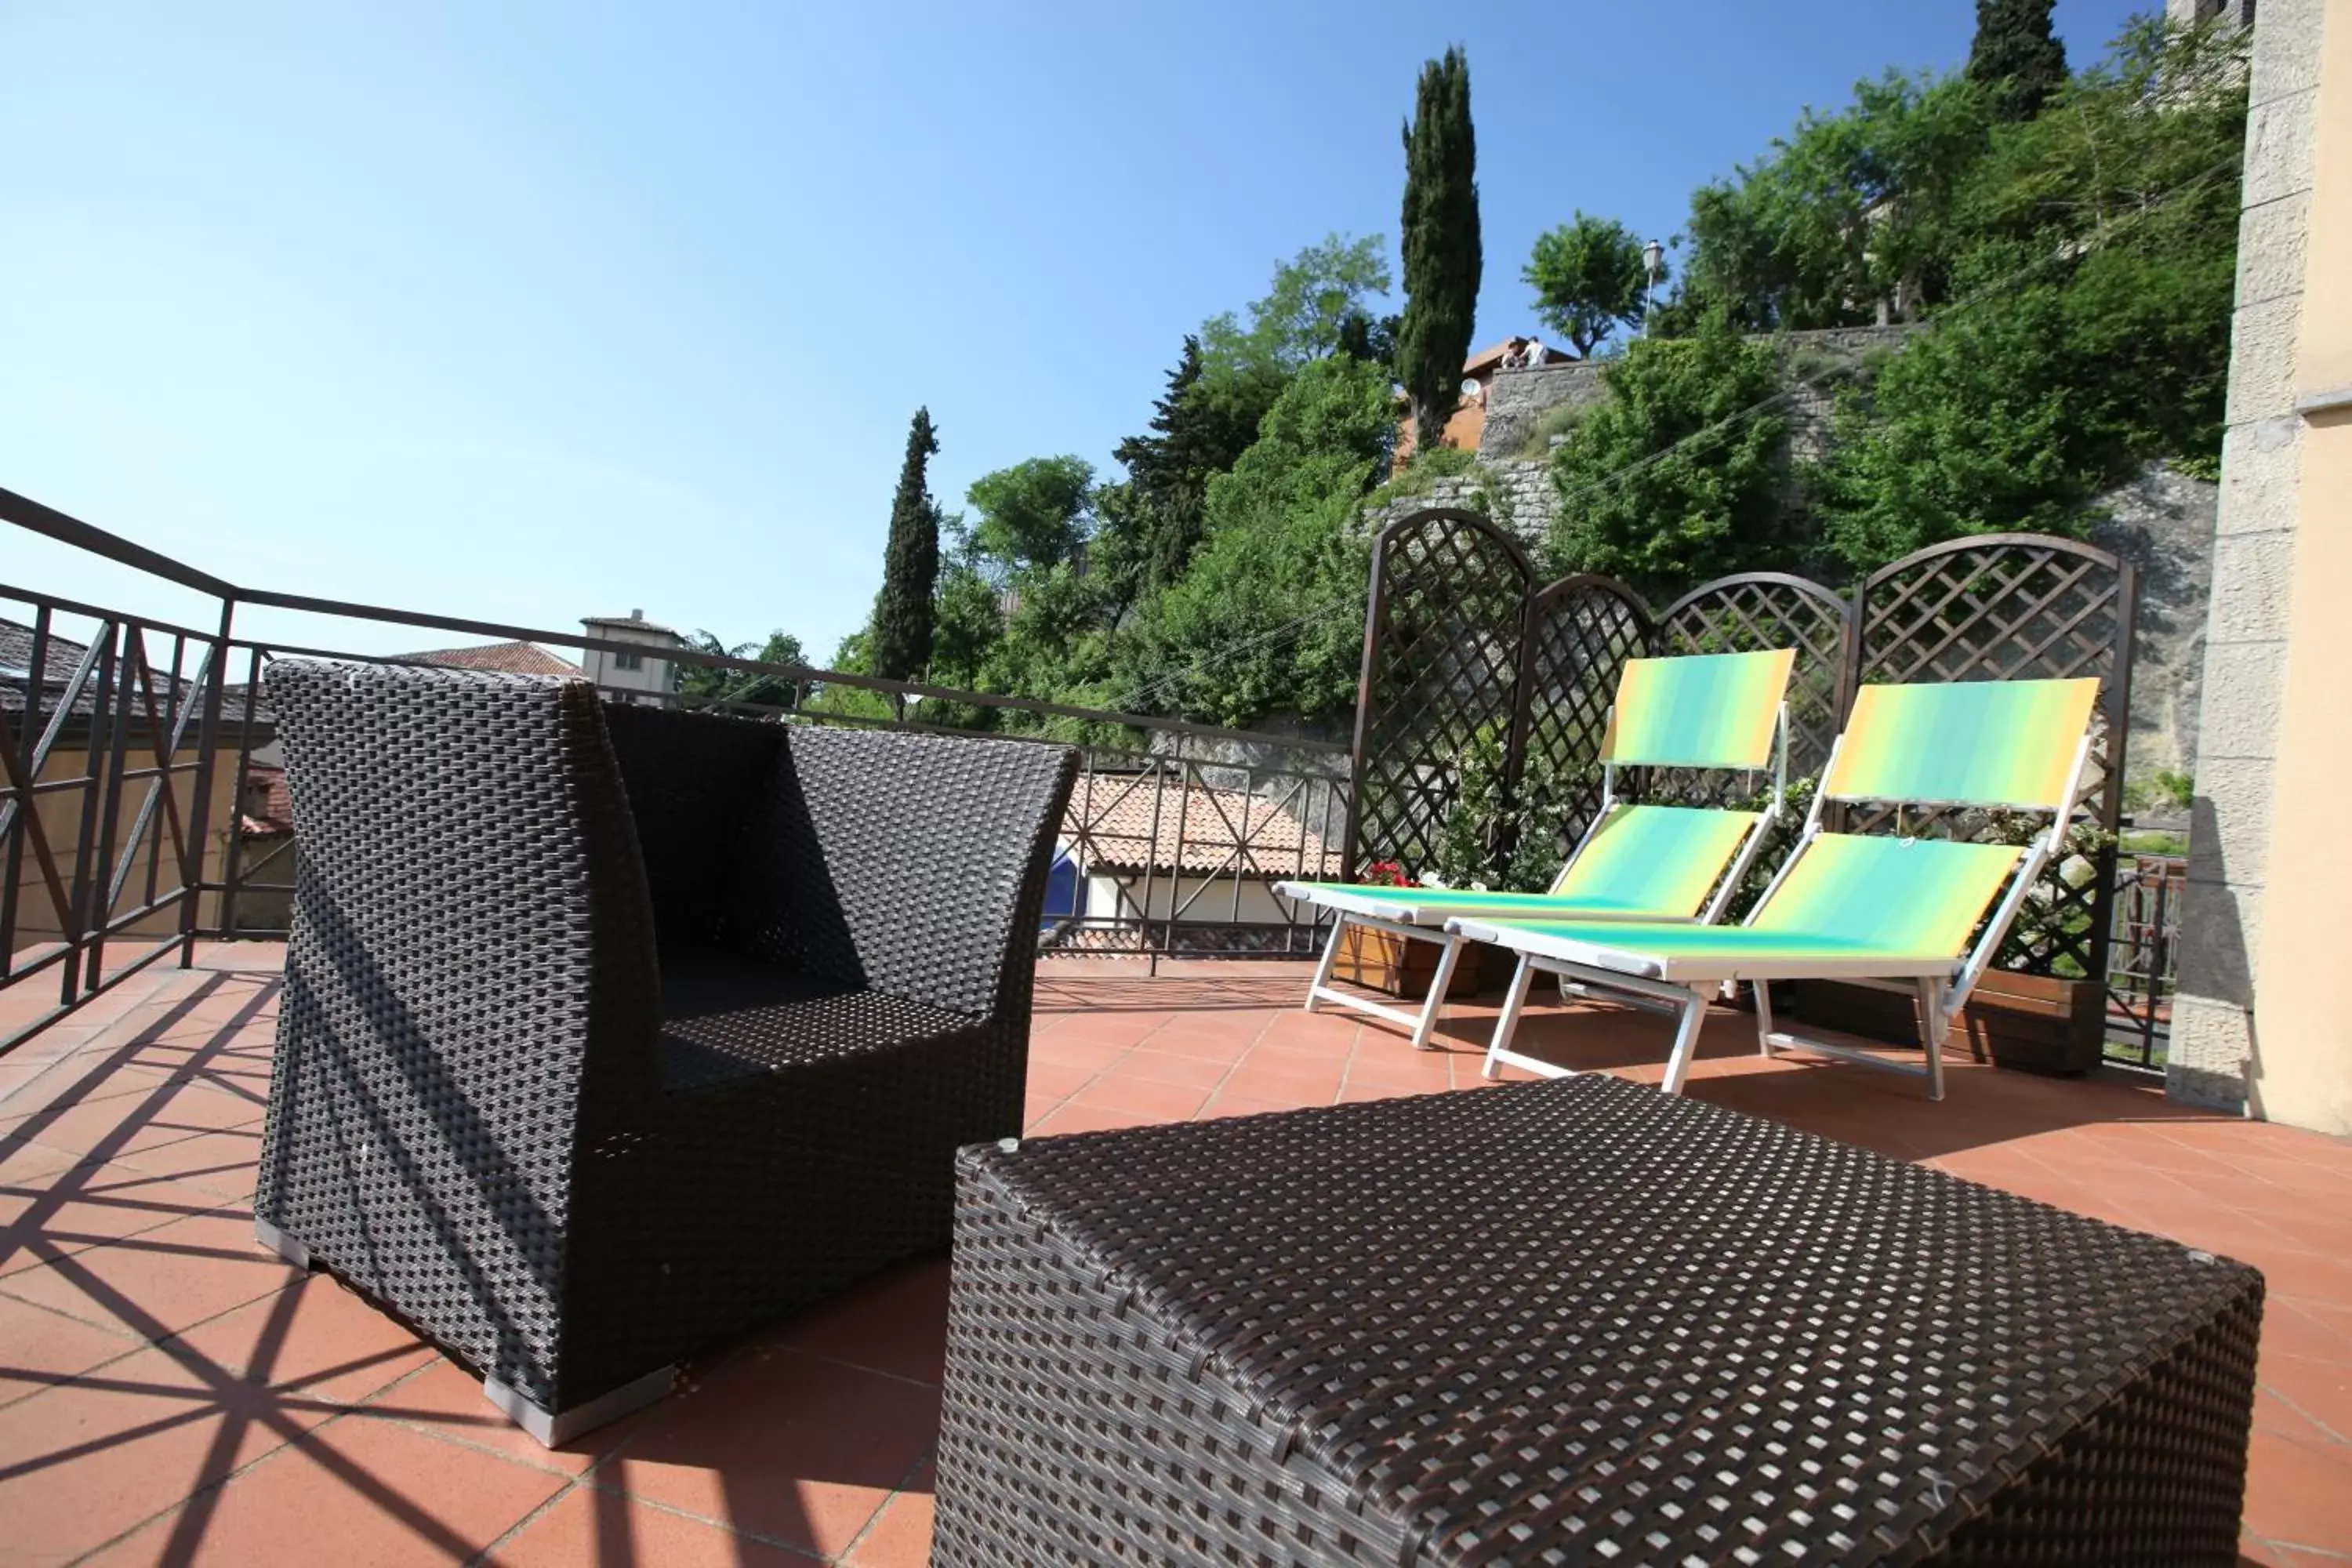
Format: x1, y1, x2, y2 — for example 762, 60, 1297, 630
2167, 0, 2324, 1111
1475, 362, 1612, 461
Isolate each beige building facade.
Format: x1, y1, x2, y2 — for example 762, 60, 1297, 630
2172, 0, 2352, 1131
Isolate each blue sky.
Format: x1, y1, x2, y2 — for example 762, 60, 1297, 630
3, 0, 2144, 663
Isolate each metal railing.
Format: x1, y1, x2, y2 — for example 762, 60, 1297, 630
2, 486, 1349, 1055
2104, 852, 2187, 1070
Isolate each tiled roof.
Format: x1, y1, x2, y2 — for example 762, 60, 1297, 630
1, 618, 183, 718
397, 641, 579, 676
1065, 779, 1340, 879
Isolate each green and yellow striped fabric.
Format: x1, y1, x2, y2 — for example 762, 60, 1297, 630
1551, 803, 1761, 914
1458, 835, 2023, 978
1823, 677, 2098, 810
1751, 833, 2024, 956
1283, 802, 1759, 927
1601, 648, 1795, 770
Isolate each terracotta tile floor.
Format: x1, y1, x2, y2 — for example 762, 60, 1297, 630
2, 946, 2349, 1565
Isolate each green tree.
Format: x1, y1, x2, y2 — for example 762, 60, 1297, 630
1109, 337, 1270, 602
1197, 234, 1394, 388
1546, 314, 1790, 592
1813, 20, 2248, 568
1671, 70, 1988, 331
962, 456, 1094, 578
1523, 212, 1654, 356
1968, 0, 2068, 122
1117, 356, 1395, 725
677, 629, 807, 706
1812, 288, 2085, 568
1396, 45, 1481, 454
870, 408, 940, 680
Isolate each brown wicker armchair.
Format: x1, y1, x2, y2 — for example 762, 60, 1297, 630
252, 660, 1075, 1442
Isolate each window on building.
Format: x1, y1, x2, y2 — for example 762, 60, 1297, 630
614, 650, 644, 672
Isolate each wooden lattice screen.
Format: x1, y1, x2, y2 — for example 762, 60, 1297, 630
1515, 575, 1654, 850
1849, 534, 2136, 982
1345, 528, 2136, 985
1342, 510, 1531, 881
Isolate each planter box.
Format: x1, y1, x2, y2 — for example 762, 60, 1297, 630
1788, 971, 2105, 1076
1333, 923, 1483, 1000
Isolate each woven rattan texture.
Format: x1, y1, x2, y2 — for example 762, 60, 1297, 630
932, 1077, 2260, 1566
256, 662, 1076, 1418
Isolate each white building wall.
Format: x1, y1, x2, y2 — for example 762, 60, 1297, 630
580, 611, 684, 704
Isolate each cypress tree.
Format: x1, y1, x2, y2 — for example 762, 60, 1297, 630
1968, 0, 2068, 122
1396, 46, 1481, 456
870, 407, 940, 681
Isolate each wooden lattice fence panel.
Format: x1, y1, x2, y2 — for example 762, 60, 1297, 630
1515, 575, 1654, 855
1851, 534, 2137, 982
1658, 572, 1849, 785
1345, 509, 1531, 878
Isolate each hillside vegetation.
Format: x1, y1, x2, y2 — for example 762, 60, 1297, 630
825, 16, 2245, 737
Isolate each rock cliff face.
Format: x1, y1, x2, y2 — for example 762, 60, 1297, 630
2090, 463, 2219, 783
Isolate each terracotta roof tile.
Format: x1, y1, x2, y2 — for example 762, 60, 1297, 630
397, 642, 579, 676
1063, 777, 1340, 879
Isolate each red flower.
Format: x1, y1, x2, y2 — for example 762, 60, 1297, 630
1363, 859, 1410, 887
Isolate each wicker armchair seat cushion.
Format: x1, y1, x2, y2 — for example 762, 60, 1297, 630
659, 949, 982, 1092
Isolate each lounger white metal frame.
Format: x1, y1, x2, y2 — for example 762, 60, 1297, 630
1288, 703, 1789, 1051
1455, 724, 2094, 1101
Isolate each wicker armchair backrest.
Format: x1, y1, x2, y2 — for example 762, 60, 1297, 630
720, 727, 1077, 1019
598, 702, 784, 951
260, 661, 662, 1196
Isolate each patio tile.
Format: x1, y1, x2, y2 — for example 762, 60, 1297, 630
82, 1409, 571, 1567
2244, 1416, 2352, 1553
489, 1483, 811, 1565
1116, 1047, 1238, 1091
96, 1126, 267, 1199
0, 1166, 231, 1281
1019, 1057, 1102, 1100
601, 1345, 938, 1557
341, 1356, 646, 1478
0, 1291, 142, 1408
1069, 1075, 1214, 1122
0, 1344, 314, 1564
1024, 1035, 1133, 1073
164, 1273, 438, 1413
844, 1459, 936, 1566
0, 1203, 296, 1344
769, 1256, 950, 1386
8, 956, 2352, 1563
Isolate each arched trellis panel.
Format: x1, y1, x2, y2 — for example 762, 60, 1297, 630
1657, 572, 1850, 784
1514, 575, 1656, 853
1342, 509, 1533, 878
1848, 533, 2138, 985
1345, 526, 2139, 989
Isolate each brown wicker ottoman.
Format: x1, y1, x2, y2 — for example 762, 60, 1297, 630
931, 1076, 2262, 1566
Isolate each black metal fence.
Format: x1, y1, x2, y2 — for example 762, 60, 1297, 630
1345, 509, 2140, 1000
2, 488, 1348, 1055
2105, 853, 2187, 1069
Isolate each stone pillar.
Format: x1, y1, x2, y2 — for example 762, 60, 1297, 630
2169, 0, 2334, 1114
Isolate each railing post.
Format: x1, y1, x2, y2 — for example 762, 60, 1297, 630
2083, 557, 2137, 1019
182, 594, 234, 962
82, 623, 139, 993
